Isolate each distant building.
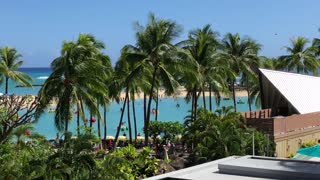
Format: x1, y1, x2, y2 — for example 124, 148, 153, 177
245, 69, 320, 157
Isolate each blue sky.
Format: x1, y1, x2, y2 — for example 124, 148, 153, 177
0, 0, 319, 67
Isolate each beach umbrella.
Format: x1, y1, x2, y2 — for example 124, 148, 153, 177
118, 136, 127, 140
106, 136, 115, 140
136, 136, 145, 140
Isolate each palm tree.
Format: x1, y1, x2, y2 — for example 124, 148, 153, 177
220, 33, 260, 112
113, 49, 150, 147
123, 13, 182, 144
279, 36, 319, 74
36, 34, 110, 134
178, 25, 233, 120
0, 47, 32, 94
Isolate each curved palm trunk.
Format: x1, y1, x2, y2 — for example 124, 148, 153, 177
155, 88, 159, 121
113, 92, 128, 149
145, 67, 158, 145
103, 105, 107, 140
126, 89, 132, 144
246, 77, 252, 112
232, 80, 237, 112
132, 99, 137, 144
5, 77, 8, 94
209, 85, 212, 111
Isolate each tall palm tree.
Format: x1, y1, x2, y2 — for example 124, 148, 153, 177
0, 47, 32, 94
36, 34, 110, 134
113, 49, 150, 147
123, 13, 182, 144
279, 36, 319, 74
220, 33, 260, 112
178, 25, 232, 120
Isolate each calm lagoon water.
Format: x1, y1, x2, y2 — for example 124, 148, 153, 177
4, 68, 258, 139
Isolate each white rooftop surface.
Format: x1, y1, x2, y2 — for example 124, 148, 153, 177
146, 156, 270, 180
259, 68, 320, 114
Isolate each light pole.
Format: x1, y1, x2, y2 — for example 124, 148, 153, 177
246, 131, 255, 156
252, 131, 255, 156
266, 134, 269, 156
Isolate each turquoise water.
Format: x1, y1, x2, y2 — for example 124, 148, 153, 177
297, 145, 320, 157
7, 68, 258, 139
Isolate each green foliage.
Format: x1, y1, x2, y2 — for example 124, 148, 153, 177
287, 153, 296, 158
98, 145, 159, 179
301, 141, 318, 148
149, 121, 184, 140
0, 47, 33, 94
183, 108, 275, 163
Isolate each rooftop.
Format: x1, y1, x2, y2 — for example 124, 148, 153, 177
259, 69, 320, 114
147, 156, 320, 180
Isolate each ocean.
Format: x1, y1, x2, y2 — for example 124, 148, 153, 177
7, 68, 258, 139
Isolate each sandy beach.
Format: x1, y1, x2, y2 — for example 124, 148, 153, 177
119, 87, 248, 100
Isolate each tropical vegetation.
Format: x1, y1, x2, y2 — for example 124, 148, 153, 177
1, 13, 320, 178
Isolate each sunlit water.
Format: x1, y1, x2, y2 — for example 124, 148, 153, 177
4, 68, 258, 139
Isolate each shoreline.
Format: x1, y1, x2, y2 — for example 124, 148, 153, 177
119, 88, 248, 100
18, 89, 248, 106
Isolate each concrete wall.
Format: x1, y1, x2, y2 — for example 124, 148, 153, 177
275, 127, 320, 157
245, 110, 320, 158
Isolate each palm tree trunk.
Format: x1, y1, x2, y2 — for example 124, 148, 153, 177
103, 105, 107, 140
97, 103, 101, 140
113, 92, 128, 149
202, 89, 206, 110
191, 90, 195, 121
209, 85, 212, 111
144, 93, 147, 124
89, 113, 93, 134
155, 88, 159, 121
5, 77, 8, 94
80, 100, 87, 128
145, 67, 158, 145
77, 104, 80, 136
132, 99, 137, 144
232, 80, 237, 112
193, 86, 198, 121
246, 77, 252, 112
126, 89, 132, 144
65, 118, 69, 134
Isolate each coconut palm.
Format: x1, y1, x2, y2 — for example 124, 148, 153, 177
0, 47, 32, 94
219, 33, 261, 112
279, 36, 319, 74
123, 13, 183, 144
96, 54, 113, 142
113, 49, 150, 147
36, 34, 109, 134
177, 25, 233, 120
